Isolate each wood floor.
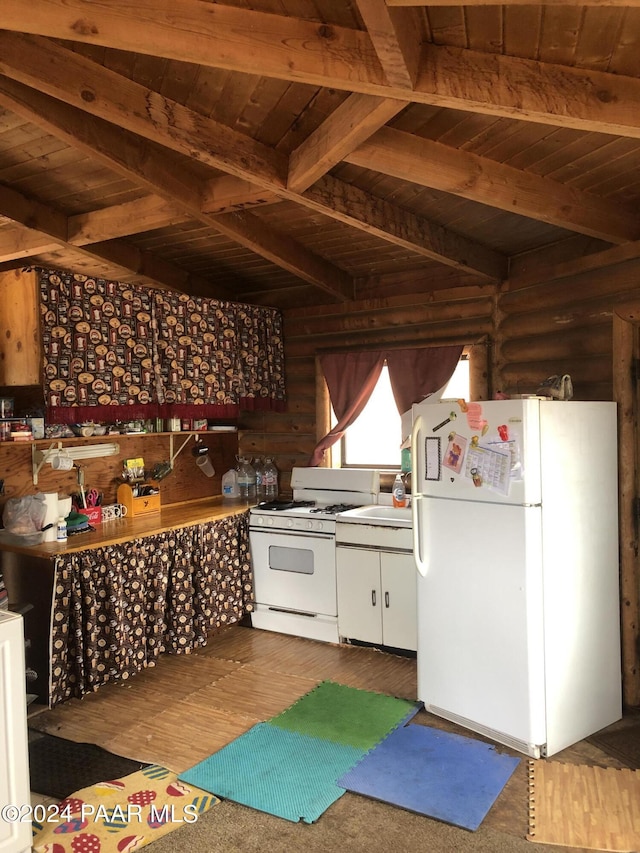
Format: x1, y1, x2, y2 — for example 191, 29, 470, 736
28, 623, 630, 848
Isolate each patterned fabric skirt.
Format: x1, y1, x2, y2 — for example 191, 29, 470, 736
49, 513, 253, 706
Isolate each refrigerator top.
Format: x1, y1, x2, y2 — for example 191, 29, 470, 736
411, 398, 616, 506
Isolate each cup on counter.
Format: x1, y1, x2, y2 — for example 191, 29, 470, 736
101, 503, 128, 522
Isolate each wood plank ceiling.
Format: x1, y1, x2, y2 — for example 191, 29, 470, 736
0, 0, 639, 309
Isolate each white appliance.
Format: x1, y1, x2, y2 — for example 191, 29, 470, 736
249, 467, 380, 643
411, 397, 622, 758
0, 611, 31, 853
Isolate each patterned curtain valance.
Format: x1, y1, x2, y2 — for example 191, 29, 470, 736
39, 269, 286, 424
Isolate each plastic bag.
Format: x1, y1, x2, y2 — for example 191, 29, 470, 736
2, 494, 47, 537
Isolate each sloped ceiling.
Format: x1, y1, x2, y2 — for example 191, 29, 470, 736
0, 0, 639, 308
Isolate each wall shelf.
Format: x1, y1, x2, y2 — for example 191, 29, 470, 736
27, 430, 236, 484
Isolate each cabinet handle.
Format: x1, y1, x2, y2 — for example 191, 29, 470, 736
371, 590, 376, 607
385, 591, 390, 608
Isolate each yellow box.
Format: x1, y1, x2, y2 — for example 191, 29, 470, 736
117, 483, 161, 517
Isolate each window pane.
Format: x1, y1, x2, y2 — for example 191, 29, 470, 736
343, 366, 399, 466
336, 357, 470, 469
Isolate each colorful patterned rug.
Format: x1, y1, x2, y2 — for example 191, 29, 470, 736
32, 764, 219, 853
179, 681, 421, 823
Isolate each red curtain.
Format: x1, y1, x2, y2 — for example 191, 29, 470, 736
310, 345, 463, 467
386, 346, 463, 414
309, 351, 385, 467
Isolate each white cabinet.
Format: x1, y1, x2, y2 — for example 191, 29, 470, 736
0, 611, 31, 853
337, 547, 417, 651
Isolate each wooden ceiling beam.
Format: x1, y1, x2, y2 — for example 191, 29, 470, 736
0, 183, 68, 242
200, 177, 280, 214
302, 175, 507, 280
0, 0, 387, 91
288, 95, 406, 193
4, 3, 640, 137
0, 36, 500, 282
345, 127, 640, 244
0, 226, 61, 262
67, 196, 189, 245
0, 184, 236, 297
353, 0, 425, 88
84, 240, 227, 298
0, 56, 353, 301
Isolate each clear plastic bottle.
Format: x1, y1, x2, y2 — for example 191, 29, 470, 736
253, 456, 265, 503
392, 473, 407, 508
263, 457, 279, 501
237, 457, 257, 505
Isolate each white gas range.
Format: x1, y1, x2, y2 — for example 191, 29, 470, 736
249, 467, 380, 642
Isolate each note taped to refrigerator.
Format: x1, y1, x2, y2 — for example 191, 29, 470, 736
464, 444, 511, 494
425, 436, 442, 480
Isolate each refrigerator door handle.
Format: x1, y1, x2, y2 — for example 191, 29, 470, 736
411, 414, 428, 577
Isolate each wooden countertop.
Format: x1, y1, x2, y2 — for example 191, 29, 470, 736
0, 498, 249, 558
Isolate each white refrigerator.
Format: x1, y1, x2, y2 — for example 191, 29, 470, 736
410, 397, 622, 758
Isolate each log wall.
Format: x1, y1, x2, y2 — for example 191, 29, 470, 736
239, 283, 495, 493
238, 255, 640, 706
240, 259, 640, 485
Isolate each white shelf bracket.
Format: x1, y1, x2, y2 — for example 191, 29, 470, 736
31, 442, 60, 486
169, 433, 195, 469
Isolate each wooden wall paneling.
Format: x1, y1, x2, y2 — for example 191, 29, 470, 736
0, 432, 239, 514
0, 267, 41, 385
499, 294, 615, 340
503, 260, 640, 314
284, 292, 494, 340
285, 319, 493, 360
499, 356, 612, 396
468, 338, 490, 401
613, 309, 640, 707
500, 324, 612, 364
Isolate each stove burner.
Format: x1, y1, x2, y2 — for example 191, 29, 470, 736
310, 503, 360, 514
255, 500, 316, 511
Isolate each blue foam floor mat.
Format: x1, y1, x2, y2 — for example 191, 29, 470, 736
179, 722, 363, 823
338, 723, 520, 831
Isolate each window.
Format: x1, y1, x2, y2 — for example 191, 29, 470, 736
332, 356, 470, 469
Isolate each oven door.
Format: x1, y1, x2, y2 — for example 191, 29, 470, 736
249, 528, 336, 617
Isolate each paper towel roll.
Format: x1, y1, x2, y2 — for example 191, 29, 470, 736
41, 492, 59, 542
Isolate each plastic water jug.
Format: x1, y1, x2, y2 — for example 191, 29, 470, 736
237, 457, 256, 504
222, 468, 240, 502
254, 457, 265, 503
263, 457, 279, 500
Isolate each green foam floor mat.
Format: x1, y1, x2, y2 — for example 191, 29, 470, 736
268, 680, 421, 752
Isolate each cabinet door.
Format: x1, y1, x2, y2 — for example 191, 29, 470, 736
337, 548, 382, 644
381, 552, 417, 651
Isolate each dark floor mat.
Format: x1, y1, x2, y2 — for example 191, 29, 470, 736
28, 731, 149, 799
586, 723, 640, 769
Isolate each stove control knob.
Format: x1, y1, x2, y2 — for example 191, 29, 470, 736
316, 521, 324, 532
267, 517, 274, 526
286, 518, 294, 528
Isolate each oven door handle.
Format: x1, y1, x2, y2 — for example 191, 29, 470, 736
249, 530, 334, 542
